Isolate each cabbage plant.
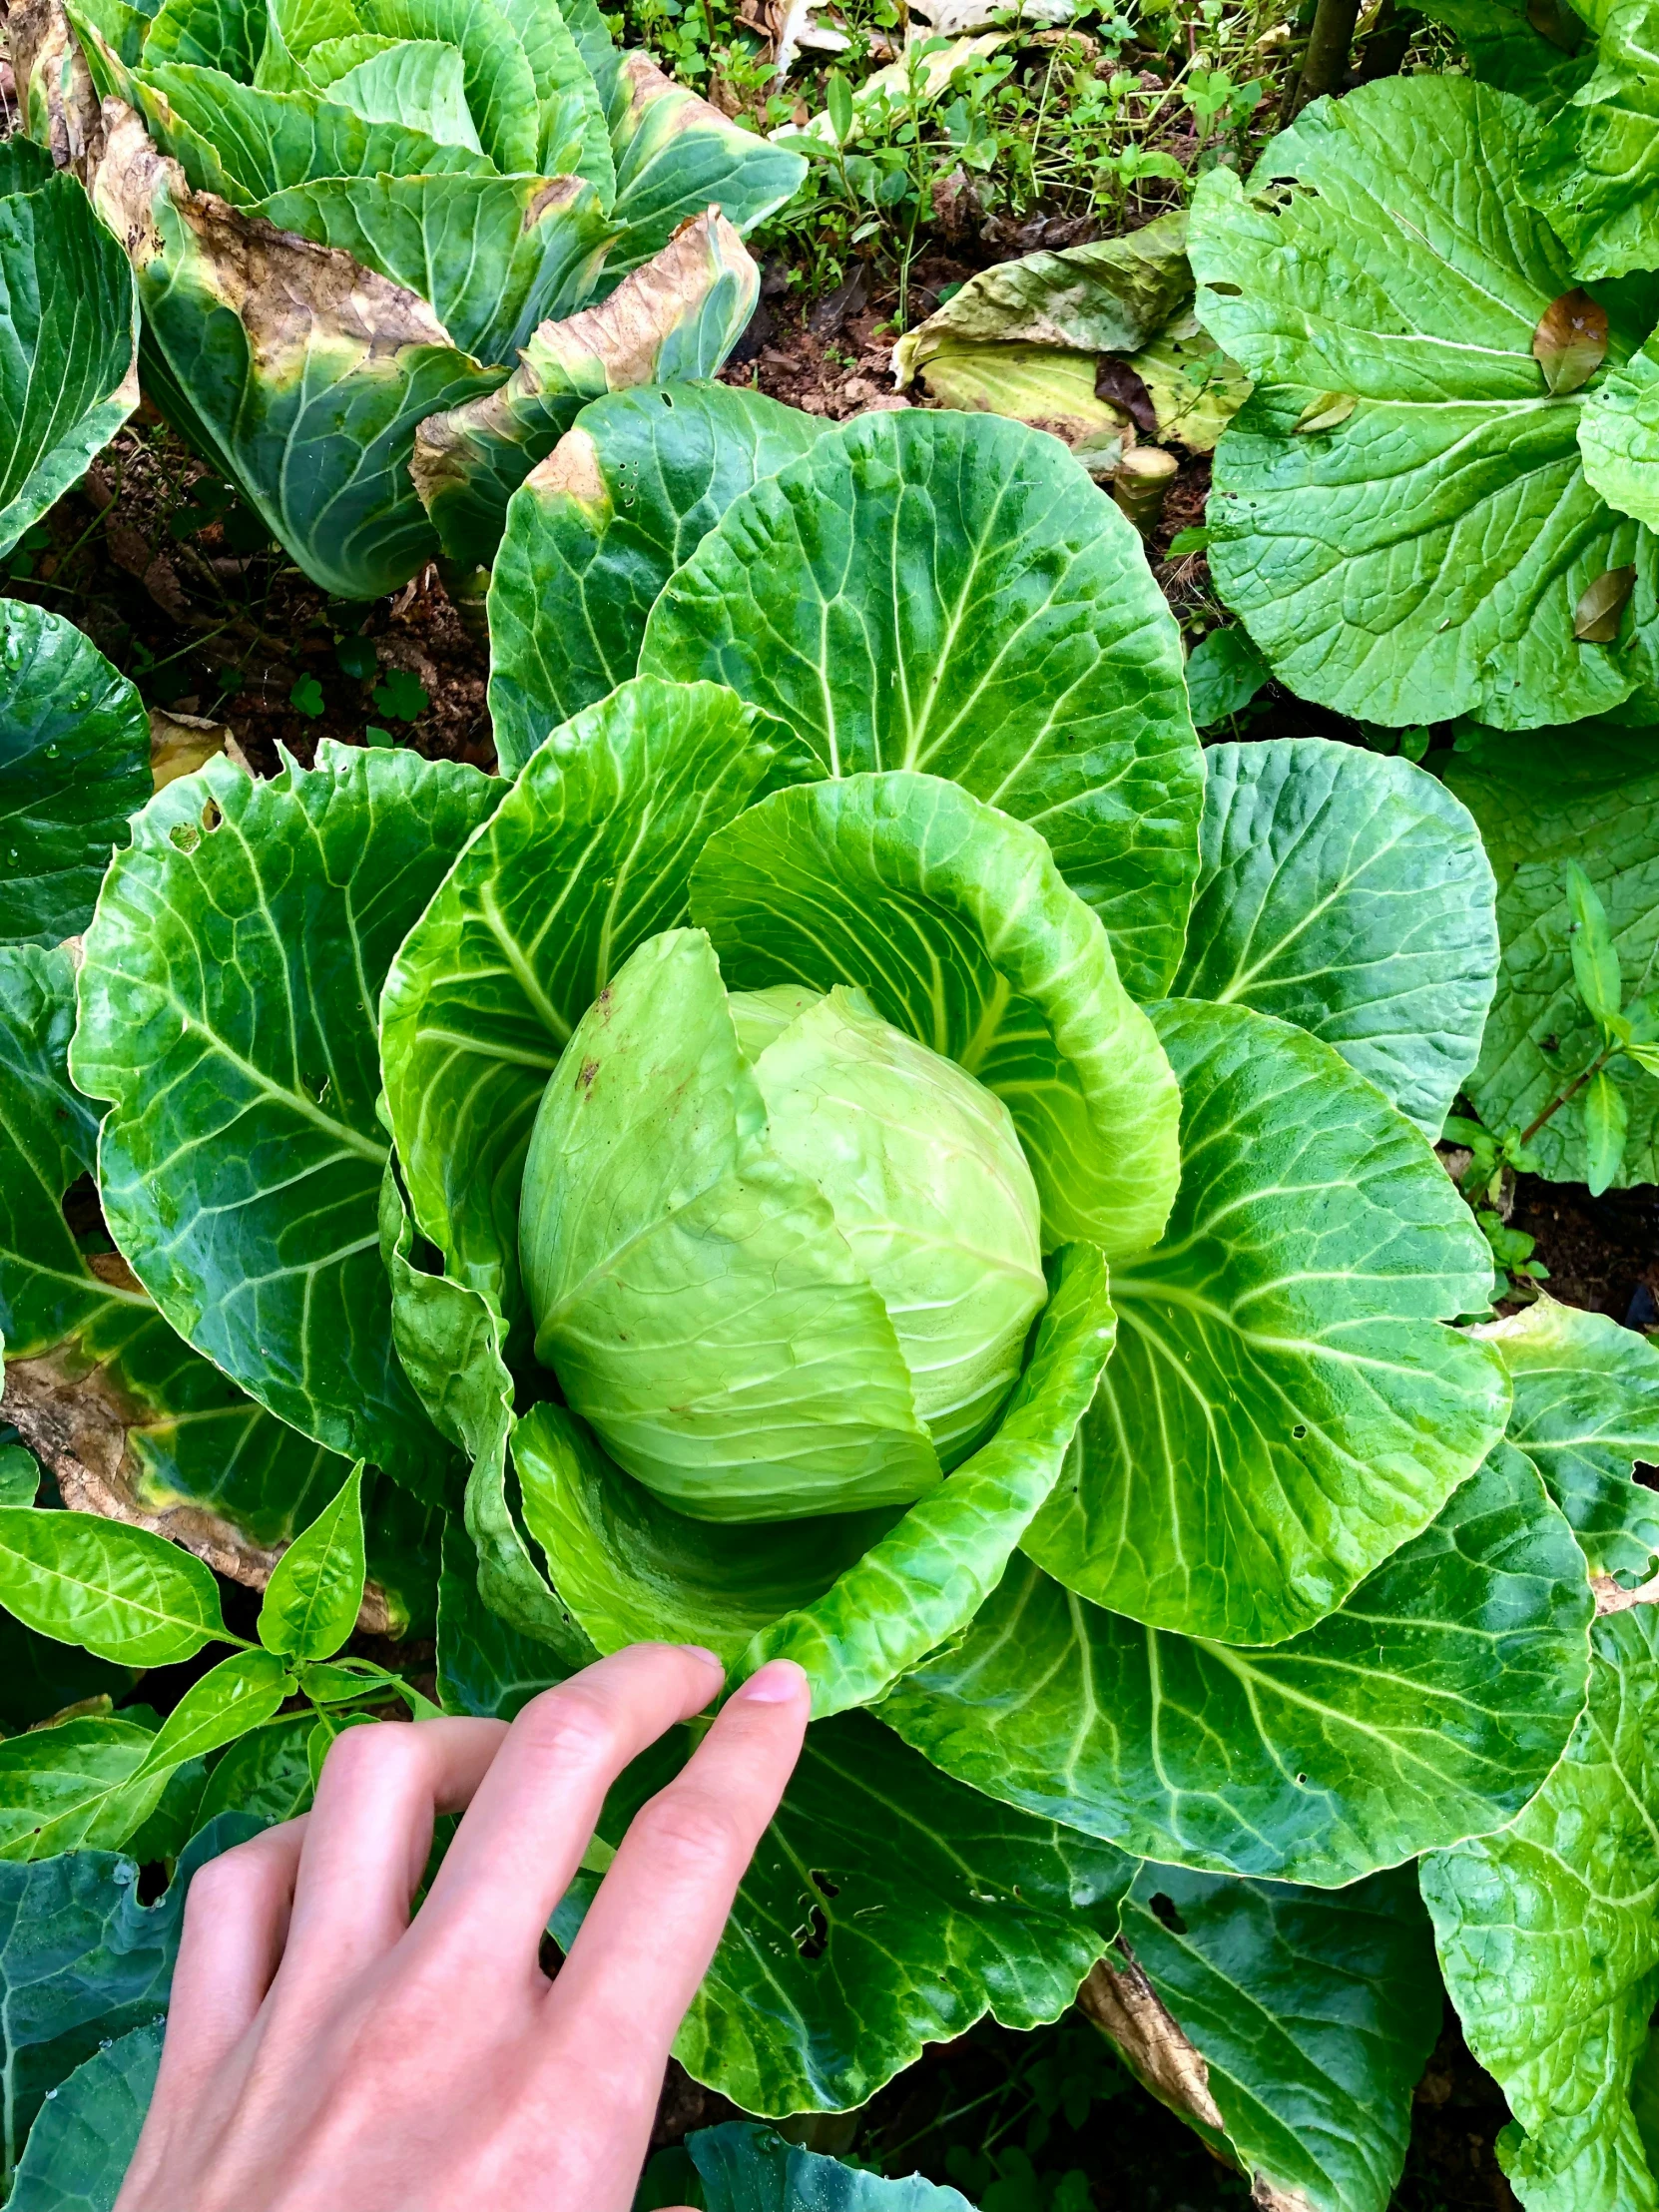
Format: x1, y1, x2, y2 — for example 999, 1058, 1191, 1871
4, 398, 1659, 2212
11, 0, 803, 597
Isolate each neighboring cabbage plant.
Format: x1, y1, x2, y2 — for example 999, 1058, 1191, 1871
10, 0, 803, 597
6, 398, 1659, 2211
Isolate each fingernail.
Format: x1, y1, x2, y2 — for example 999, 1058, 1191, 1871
681, 1645, 725, 1673
737, 1659, 809, 1704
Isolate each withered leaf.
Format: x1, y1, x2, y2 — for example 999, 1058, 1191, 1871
1527, 0, 1586, 52
1293, 390, 1357, 434
1573, 565, 1637, 642
1095, 355, 1161, 436
1533, 288, 1608, 395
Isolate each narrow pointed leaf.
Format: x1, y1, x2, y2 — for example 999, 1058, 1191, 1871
257, 1464, 366, 1659
131, 1647, 293, 1778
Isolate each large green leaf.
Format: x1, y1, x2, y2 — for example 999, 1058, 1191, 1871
307, 38, 481, 149
881, 1440, 1591, 1885
1582, 329, 1659, 529
516, 1241, 1113, 1716
1190, 75, 1659, 731
490, 0, 614, 190
641, 408, 1205, 1003
379, 676, 786, 1327
0, 600, 150, 946
1444, 722, 1659, 1186
487, 380, 828, 771
1171, 738, 1498, 1140
353, 0, 540, 174
8, 2017, 160, 2212
1109, 1863, 1443, 2212
554, 1709, 1135, 2115
0, 157, 137, 562
1520, 0, 1659, 280
0, 1720, 168, 1861
689, 773, 1181, 1261
1414, 0, 1596, 107
142, 0, 266, 78
71, 743, 498, 1491
0, 1816, 258, 2188
1023, 997, 1510, 1645
1476, 1296, 1659, 1584
435, 1516, 565, 1717
252, 172, 614, 367
410, 208, 761, 576
682, 2124, 973, 2212
602, 51, 806, 276
85, 106, 504, 600
1421, 1604, 1659, 2212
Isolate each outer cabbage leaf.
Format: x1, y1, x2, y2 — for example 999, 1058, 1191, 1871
250, 172, 614, 368
553, 1709, 1135, 2114
86, 105, 505, 600
601, 50, 806, 277
1190, 75, 1659, 730
0, 153, 137, 561
379, 676, 787, 1329
882, 1441, 1592, 1885
1475, 1296, 1659, 1584
641, 407, 1205, 1003
8, 2017, 160, 2212
689, 773, 1180, 1261
1421, 1606, 1659, 2212
435, 1517, 565, 1718
1444, 721, 1659, 1186
71, 742, 499, 1494
1105, 1863, 1443, 2212
515, 1241, 1113, 1716
1023, 997, 1510, 1645
0, 1817, 257, 2191
1171, 737, 1498, 1139
681, 2124, 973, 2211
890, 340, 1132, 476
1414, 0, 1596, 108
1582, 328, 1659, 528
0, 599, 150, 945
410, 208, 760, 576
1519, 0, 1659, 281
487, 380, 829, 770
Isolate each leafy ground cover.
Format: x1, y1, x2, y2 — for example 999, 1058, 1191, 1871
5, 0, 1659, 2206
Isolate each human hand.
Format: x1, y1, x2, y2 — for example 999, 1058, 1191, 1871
115, 1643, 810, 2212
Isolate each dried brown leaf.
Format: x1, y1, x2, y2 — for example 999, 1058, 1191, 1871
1532, 287, 1608, 395
1574, 564, 1637, 642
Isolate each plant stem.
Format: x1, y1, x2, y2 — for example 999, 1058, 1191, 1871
1284, 0, 1360, 117
1517, 1044, 1619, 1150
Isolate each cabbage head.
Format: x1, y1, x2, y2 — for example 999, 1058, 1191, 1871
12, 0, 803, 597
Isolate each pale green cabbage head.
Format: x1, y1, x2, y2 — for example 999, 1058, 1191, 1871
519, 933, 1045, 1523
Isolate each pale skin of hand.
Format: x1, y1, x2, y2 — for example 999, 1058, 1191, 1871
115, 1643, 811, 2212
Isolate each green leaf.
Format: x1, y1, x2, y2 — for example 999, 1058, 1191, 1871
0, 1444, 41, 1509
0, 1507, 226, 1666
685, 2124, 974, 2211
1172, 738, 1499, 1139
602, 56, 806, 276
0, 168, 137, 563
1422, 1605, 1659, 2212
0, 602, 152, 946
882, 1440, 1592, 1885
1189, 76, 1659, 730
71, 743, 498, 1489
257, 1463, 365, 1658
1446, 722, 1659, 1186
195, 1712, 315, 1825
487, 379, 829, 771
641, 408, 1205, 1003
690, 772, 1180, 1263
491, 0, 614, 189
1566, 857, 1626, 1030
8, 2018, 162, 2212
0, 1720, 166, 1862
1024, 997, 1510, 1644
1519, 0, 1659, 280
287, 673, 324, 719
84, 114, 504, 601
0, 1611, 133, 1732
436, 1516, 566, 1717
370, 667, 428, 721
1181, 625, 1269, 727
1477, 1293, 1659, 1585
1584, 1064, 1631, 1191
250, 172, 614, 367
1413, 0, 1595, 109
0, 1815, 259, 2188
1581, 330, 1659, 529
379, 675, 785, 1328
410, 208, 761, 574
310, 37, 481, 148
142, 0, 265, 72
351, 0, 540, 174
517, 1242, 1112, 1716
1111, 1864, 1442, 2212
554, 1709, 1135, 2114
131, 1647, 292, 1779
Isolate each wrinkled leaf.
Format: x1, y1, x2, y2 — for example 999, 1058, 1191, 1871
8, 2017, 161, 2212
901, 339, 1132, 474
1414, 0, 1595, 108
1519, 0, 1659, 280
195, 1712, 315, 1826
435, 1516, 565, 1718
1181, 626, 1269, 727
1173, 738, 1498, 1137
1581, 330, 1659, 529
